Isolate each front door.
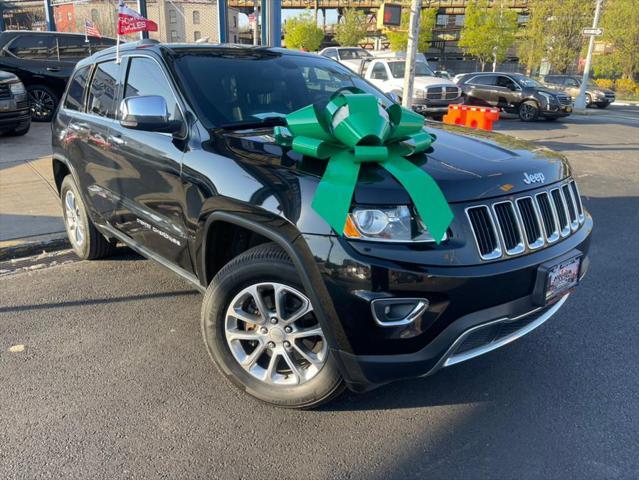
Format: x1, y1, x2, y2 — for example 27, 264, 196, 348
464, 75, 496, 106
108, 55, 192, 270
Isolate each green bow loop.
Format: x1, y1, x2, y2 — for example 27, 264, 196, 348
275, 91, 454, 244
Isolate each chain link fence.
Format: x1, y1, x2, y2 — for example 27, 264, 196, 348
46, 0, 240, 43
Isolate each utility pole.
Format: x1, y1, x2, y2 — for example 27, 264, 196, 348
574, 0, 604, 110
43, 0, 56, 32
253, 0, 259, 45
402, 0, 422, 109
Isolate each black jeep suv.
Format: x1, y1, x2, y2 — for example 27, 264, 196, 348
52, 42, 592, 408
0, 31, 116, 121
0, 70, 30, 135
457, 72, 573, 121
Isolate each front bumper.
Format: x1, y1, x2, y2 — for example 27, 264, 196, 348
412, 96, 464, 114
305, 214, 592, 391
0, 107, 31, 131
542, 103, 572, 118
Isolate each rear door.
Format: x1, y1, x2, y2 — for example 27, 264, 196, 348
464, 74, 496, 106
74, 60, 123, 221
108, 55, 191, 269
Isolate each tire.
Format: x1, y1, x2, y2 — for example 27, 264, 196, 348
201, 243, 345, 409
585, 93, 592, 108
27, 85, 58, 122
60, 175, 117, 260
598, 102, 610, 109
518, 100, 539, 121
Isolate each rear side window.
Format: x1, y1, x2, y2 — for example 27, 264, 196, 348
87, 61, 119, 118
123, 57, 181, 121
7, 35, 50, 60
64, 66, 91, 111
469, 75, 496, 86
55, 36, 89, 61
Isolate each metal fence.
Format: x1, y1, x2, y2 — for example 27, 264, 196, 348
46, 0, 241, 43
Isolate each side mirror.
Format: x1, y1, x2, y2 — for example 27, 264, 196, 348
387, 91, 401, 104
119, 95, 182, 134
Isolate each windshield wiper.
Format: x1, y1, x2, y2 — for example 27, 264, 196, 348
216, 116, 287, 130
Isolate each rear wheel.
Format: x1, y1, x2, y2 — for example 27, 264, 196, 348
60, 175, 117, 260
201, 243, 344, 409
585, 93, 592, 107
27, 85, 58, 122
518, 100, 539, 121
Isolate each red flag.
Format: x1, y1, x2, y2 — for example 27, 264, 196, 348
117, 1, 158, 36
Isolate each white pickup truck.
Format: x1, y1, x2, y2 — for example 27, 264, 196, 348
359, 57, 463, 117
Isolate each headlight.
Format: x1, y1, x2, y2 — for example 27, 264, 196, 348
538, 91, 555, 105
414, 89, 427, 99
344, 205, 447, 243
9, 82, 26, 95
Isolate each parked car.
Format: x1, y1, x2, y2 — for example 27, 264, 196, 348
359, 57, 463, 117
0, 31, 116, 121
52, 42, 592, 408
457, 72, 573, 121
318, 46, 372, 72
542, 75, 615, 108
0, 70, 30, 136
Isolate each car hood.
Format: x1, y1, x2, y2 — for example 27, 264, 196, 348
413, 77, 456, 88
218, 123, 571, 204
0, 70, 18, 83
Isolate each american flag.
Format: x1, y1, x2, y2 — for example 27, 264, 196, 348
85, 19, 101, 38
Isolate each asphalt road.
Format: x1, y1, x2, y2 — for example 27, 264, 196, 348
1, 106, 639, 479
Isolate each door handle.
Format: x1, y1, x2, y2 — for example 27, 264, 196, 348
108, 134, 125, 146
46, 67, 61, 72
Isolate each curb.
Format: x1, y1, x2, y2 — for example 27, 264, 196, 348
0, 232, 70, 261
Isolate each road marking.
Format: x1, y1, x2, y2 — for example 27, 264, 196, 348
8, 344, 26, 353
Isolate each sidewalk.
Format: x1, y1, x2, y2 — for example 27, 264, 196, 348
0, 123, 69, 260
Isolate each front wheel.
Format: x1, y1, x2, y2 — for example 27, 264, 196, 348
201, 243, 344, 409
518, 100, 539, 121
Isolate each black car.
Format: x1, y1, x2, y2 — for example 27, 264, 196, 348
0, 70, 30, 135
456, 72, 573, 121
0, 30, 116, 122
51, 42, 592, 408
542, 75, 615, 108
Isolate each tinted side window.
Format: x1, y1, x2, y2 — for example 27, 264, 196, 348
324, 49, 337, 59
469, 75, 496, 86
64, 66, 91, 111
55, 35, 89, 61
496, 76, 517, 89
7, 35, 51, 60
544, 76, 560, 85
87, 37, 117, 55
565, 78, 579, 87
87, 61, 119, 118
371, 63, 388, 80
123, 57, 181, 121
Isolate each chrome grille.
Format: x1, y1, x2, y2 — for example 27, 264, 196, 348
0, 84, 10, 99
425, 85, 461, 100
556, 94, 571, 106
467, 179, 585, 260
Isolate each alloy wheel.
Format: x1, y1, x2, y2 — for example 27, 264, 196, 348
64, 190, 85, 248
520, 103, 537, 120
29, 89, 55, 120
224, 282, 328, 386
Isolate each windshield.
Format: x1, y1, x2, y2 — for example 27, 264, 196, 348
339, 48, 371, 60
171, 50, 390, 128
388, 61, 435, 79
516, 76, 543, 88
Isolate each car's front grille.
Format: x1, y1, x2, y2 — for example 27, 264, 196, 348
0, 84, 10, 99
425, 85, 461, 100
466, 179, 585, 260
556, 94, 571, 106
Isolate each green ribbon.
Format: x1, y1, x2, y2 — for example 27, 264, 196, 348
274, 90, 453, 244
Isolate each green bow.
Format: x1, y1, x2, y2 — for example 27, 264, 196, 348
274, 90, 453, 244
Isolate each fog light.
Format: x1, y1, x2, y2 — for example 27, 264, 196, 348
371, 298, 429, 327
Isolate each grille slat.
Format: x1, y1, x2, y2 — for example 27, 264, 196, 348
536, 192, 559, 242
466, 206, 500, 259
493, 202, 523, 254
569, 180, 584, 218
516, 197, 543, 248
0, 84, 10, 99
551, 188, 570, 235
562, 184, 578, 228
